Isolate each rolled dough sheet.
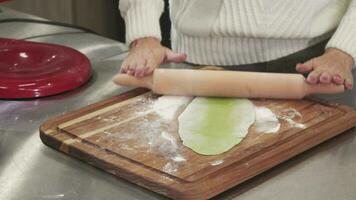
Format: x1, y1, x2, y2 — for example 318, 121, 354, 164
178, 97, 255, 155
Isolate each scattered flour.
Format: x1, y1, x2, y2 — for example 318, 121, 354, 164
254, 107, 281, 134
253, 107, 306, 133
153, 96, 192, 121
172, 155, 186, 162
210, 160, 224, 166
162, 162, 178, 174
280, 108, 302, 118
278, 108, 306, 129
156, 131, 179, 156
284, 118, 306, 129
157, 131, 186, 173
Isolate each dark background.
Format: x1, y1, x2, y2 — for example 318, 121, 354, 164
2, 0, 172, 47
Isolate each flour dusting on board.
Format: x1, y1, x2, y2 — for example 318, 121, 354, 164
162, 162, 179, 174
278, 108, 306, 129
210, 160, 224, 166
92, 94, 195, 175
97, 120, 188, 174
144, 96, 193, 173
253, 106, 306, 133
153, 96, 192, 120
145, 129, 187, 174
254, 107, 280, 134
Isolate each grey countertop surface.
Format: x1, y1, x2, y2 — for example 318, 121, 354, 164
1, 6, 356, 200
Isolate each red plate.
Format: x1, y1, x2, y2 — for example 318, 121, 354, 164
0, 38, 92, 99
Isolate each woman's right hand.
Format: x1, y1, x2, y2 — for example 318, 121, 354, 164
120, 37, 187, 78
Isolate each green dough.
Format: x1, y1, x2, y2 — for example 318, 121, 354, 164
178, 97, 255, 155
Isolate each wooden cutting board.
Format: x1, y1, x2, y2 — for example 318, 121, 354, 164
40, 88, 356, 200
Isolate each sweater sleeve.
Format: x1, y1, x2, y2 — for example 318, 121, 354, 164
326, 0, 356, 67
119, 0, 164, 45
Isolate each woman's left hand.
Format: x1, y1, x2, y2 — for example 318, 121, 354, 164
296, 48, 354, 90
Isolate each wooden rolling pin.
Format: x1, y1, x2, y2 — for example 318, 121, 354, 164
113, 69, 344, 99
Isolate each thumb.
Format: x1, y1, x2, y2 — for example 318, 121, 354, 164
296, 59, 314, 74
165, 49, 187, 63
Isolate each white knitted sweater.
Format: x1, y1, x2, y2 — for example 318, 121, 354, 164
119, 0, 356, 66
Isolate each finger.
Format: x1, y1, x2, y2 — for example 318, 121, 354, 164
296, 63, 313, 74
332, 74, 344, 85
127, 64, 136, 76
128, 69, 135, 76
135, 60, 147, 78
344, 72, 354, 90
134, 68, 144, 78
307, 70, 321, 84
297, 59, 315, 73
127, 62, 135, 70
166, 50, 187, 63
144, 67, 153, 76
137, 68, 146, 78
145, 58, 159, 76
120, 60, 129, 73
319, 72, 332, 84
120, 65, 128, 73
129, 63, 137, 72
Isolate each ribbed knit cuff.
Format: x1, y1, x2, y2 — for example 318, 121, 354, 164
122, 1, 164, 46
326, 18, 356, 69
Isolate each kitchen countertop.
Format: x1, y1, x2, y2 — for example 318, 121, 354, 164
1, 7, 356, 200
1, 52, 356, 200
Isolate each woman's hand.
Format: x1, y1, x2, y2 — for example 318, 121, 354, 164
120, 37, 187, 78
296, 48, 354, 90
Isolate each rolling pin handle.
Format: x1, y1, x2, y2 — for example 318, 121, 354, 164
113, 74, 153, 89
305, 83, 345, 96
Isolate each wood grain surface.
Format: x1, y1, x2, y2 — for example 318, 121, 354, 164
40, 88, 356, 199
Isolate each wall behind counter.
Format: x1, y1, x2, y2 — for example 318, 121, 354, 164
2, 0, 171, 47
